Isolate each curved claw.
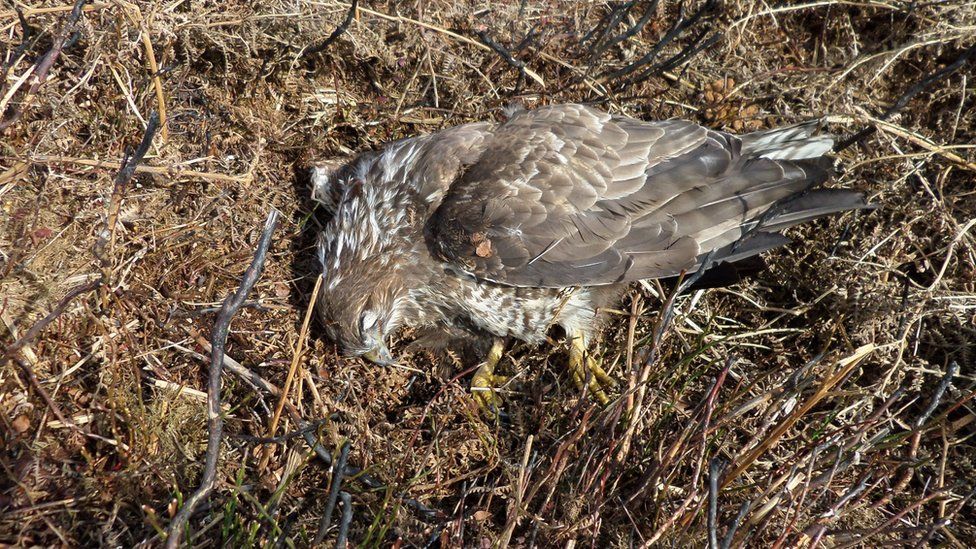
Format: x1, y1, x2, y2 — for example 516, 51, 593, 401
470, 340, 508, 417
568, 337, 616, 404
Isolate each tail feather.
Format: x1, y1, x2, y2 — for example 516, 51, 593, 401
761, 189, 874, 232
741, 120, 834, 160
683, 123, 872, 273
693, 189, 874, 275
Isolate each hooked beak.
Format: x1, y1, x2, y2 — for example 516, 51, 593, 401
362, 344, 397, 367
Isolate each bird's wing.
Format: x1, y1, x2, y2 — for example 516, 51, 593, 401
424, 104, 854, 288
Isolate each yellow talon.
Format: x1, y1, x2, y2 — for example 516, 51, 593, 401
568, 336, 616, 404
471, 339, 507, 415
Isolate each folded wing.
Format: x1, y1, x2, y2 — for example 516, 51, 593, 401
425, 104, 868, 288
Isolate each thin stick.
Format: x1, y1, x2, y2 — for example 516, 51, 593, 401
259, 274, 323, 471
721, 344, 875, 490
313, 441, 351, 545
476, 30, 529, 92
708, 458, 724, 549
342, 2, 545, 87
25, 154, 252, 183
835, 42, 976, 152
94, 112, 160, 267
165, 209, 280, 549
122, 5, 168, 140
3, 112, 157, 422
498, 434, 534, 548
182, 341, 445, 523
301, 0, 358, 61
0, 2, 107, 20
335, 491, 353, 549
1, 279, 100, 369
230, 419, 331, 445
0, 0, 87, 132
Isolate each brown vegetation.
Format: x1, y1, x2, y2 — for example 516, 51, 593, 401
2, 1, 975, 546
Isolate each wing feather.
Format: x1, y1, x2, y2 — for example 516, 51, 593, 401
423, 104, 864, 288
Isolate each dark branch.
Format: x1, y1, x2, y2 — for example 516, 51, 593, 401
720, 500, 749, 549
834, 43, 976, 152
302, 0, 358, 62
0, 0, 88, 132
93, 112, 161, 270
913, 361, 957, 429
586, 0, 658, 66
314, 441, 351, 545
476, 29, 531, 94
165, 209, 280, 549
230, 418, 333, 444
335, 492, 353, 549
296, 425, 443, 522
0, 5, 39, 91
1, 279, 100, 369
601, 0, 720, 83
476, 31, 526, 70
579, 1, 636, 47
3, 113, 158, 427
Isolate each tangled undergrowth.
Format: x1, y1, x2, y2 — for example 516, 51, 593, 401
2, 1, 975, 546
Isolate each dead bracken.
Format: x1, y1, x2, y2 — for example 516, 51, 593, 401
1, 1, 975, 547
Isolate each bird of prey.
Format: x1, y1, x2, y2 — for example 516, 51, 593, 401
311, 103, 868, 412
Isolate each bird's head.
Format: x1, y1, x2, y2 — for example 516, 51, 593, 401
311, 158, 419, 366
316, 267, 406, 366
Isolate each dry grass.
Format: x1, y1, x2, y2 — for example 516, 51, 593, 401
2, 0, 975, 546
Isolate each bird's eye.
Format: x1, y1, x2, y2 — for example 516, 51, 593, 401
361, 310, 380, 333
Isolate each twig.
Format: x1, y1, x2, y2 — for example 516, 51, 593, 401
230, 418, 331, 444
0, 6, 38, 92
708, 458, 724, 549
601, 0, 720, 88
914, 361, 958, 429
475, 30, 529, 93
3, 112, 157, 424
9, 353, 75, 431
585, 0, 659, 66
301, 0, 358, 62
834, 489, 951, 549
863, 116, 976, 172
193, 337, 280, 396
721, 344, 876, 490
835, 43, 976, 152
0, 0, 87, 132
182, 340, 444, 525
498, 434, 534, 548
335, 492, 353, 549
339, 2, 545, 87
121, 5, 168, 140
0, 2, 107, 20
580, 0, 634, 46
25, 154, 253, 183
720, 501, 750, 549
259, 274, 323, 471
94, 111, 160, 309
873, 361, 960, 511
314, 441, 351, 545
1, 279, 100, 369
295, 423, 443, 522
165, 209, 280, 549
93, 112, 160, 267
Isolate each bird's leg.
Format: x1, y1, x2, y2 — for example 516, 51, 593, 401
567, 334, 616, 404
471, 339, 509, 414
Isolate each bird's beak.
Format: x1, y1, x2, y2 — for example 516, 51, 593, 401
362, 344, 397, 367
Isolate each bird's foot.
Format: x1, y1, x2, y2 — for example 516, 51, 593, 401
568, 336, 616, 404
471, 339, 509, 416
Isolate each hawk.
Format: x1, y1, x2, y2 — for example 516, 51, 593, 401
311, 104, 868, 411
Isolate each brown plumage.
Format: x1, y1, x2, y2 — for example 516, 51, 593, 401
311, 104, 869, 407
